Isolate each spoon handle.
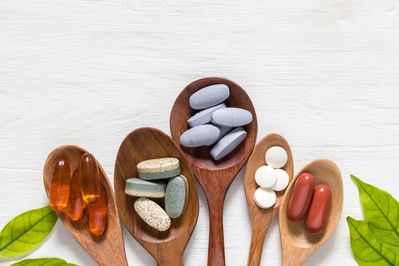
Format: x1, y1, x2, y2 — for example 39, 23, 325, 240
157, 257, 184, 266
247, 220, 270, 266
207, 196, 226, 266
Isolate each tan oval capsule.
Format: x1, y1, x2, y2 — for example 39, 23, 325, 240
134, 198, 171, 231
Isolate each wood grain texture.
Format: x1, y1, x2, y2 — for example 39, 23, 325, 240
279, 159, 344, 266
43, 145, 128, 266
244, 134, 294, 266
170, 77, 258, 266
114, 127, 199, 266
0, 0, 399, 265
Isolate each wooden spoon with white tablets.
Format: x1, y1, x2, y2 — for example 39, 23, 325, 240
244, 134, 294, 266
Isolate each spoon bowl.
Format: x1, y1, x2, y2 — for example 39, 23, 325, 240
244, 134, 294, 266
43, 145, 128, 266
114, 127, 199, 266
279, 159, 343, 266
170, 77, 258, 266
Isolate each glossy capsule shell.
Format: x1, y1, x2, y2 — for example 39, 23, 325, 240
66, 169, 86, 221
79, 153, 101, 203
88, 184, 108, 237
286, 173, 315, 223
49, 158, 71, 211
306, 185, 332, 236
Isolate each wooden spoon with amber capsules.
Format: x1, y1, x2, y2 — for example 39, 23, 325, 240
170, 77, 258, 266
43, 145, 128, 266
279, 159, 343, 266
114, 127, 199, 266
244, 134, 294, 266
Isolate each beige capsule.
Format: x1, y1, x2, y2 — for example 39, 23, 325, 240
134, 197, 171, 231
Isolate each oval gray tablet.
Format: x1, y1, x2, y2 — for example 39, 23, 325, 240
189, 84, 230, 110
165, 175, 189, 218
210, 127, 247, 160
180, 124, 220, 147
187, 103, 226, 128
211, 108, 253, 127
207, 125, 232, 146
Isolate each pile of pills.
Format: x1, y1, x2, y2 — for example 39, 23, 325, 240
180, 84, 253, 160
125, 157, 189, 232
286, 173, 332, 236
49, 153, 108, 237
253, 146, 289, 209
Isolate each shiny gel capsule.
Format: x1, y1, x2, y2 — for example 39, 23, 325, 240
79, 153, 101, 203
211, 107, 253, 127
189, 84, 230, 110
88, 184, 108, 237
49, 158, 71, 211
66, 169, 86, 221
180, 124, 220, 147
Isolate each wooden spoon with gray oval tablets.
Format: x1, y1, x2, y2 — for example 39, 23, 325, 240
244, 133, 294, 266
114, 127, 199, 266
170, 77, 258, 266
43, 145, 128, 266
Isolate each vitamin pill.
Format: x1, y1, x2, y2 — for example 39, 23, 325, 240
49, 158, 71, 211
88, 184, 108, 237
189, 84, 230, 110
270, 169, 289, 191
134, 197, 171, 231
210, 127, 247, 160
265, 146, 288, 169
187, 103, 226, 128
180, 124, 220, 148
207, 125, 232, 146
211, 107, 253, 127
255, 165, 277, 188
137, 158, 180, 180
286, 173, 315, 223
254, 187, 276, 209
66, 169, 86, 222
79, 153, 101, 204
165, 175, 189, 218
125, 178, 166, 198
306, 185, 332, 236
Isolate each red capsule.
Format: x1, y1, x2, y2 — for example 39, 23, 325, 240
49, 158, 71, 211
79, 153, 101, 203
88, 184, 108, 237
66, 169, 86, 221
287, 173, 315, 223
306, 185, 332, 236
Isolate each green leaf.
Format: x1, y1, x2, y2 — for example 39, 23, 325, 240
351, 175, 399, 254
347, 216, 399, 266
10, 258, 78, 266
0, 206, 58, 258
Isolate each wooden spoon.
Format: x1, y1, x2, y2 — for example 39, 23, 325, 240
170, 77, 258, 266
43, 145, 128, 266
279, 159, 344, 266
244, 134, 294, 266
114, 127, 199, 266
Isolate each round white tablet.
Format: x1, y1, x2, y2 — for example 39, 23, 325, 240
270, 169, 289, 191
265, 146, 288, 169
255, 165, 277, 188
254, 187, 276, 209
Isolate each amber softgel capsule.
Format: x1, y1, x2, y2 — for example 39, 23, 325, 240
49, 158, 71, 211
79, 153, 101, 203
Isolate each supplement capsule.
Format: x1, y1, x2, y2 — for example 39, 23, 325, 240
286, 173, 315, 223
79, 153, 101, 203
88, 184, 108, 237
66, 169, 86, 222
49, 158, 71, 211
306, 184, 332, 235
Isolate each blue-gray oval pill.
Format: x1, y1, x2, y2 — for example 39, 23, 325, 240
165, 175, 189, 218
180, 124, 220, 147
211, 107, 252, 127
189, 84, 230, 110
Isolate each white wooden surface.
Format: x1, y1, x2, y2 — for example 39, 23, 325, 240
1, 0, 399, 265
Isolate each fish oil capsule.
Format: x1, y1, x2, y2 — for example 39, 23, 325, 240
88, 184, 108, 237
66, 169, 86, 222
49, 158, 71, 211
79, 153, 101, 203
